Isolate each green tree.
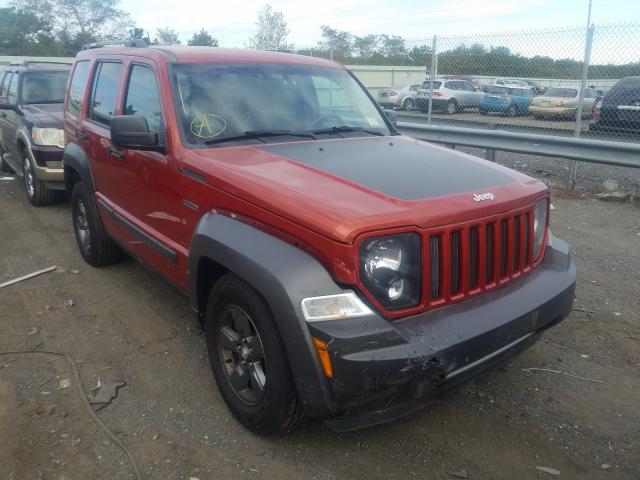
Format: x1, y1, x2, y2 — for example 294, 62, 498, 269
353, 34, 378, 58
10, 0, 133, 55
155, 27, 181, 45
248, 4, 291, 50
130, 27, 144, 39
187, 29, 219, 47
0, 7, 54, 55
318, 25, 352, 58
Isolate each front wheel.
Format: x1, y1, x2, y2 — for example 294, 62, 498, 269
506, 104, 517, 117
23, 153, 55, 206
0, 146, 12, 173
205, 273, 304, 435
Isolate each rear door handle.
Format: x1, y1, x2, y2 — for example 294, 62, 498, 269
106, 146, 124, 159
75, 129, 87, 140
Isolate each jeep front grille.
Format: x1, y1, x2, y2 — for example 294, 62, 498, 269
426, 206, 539, 306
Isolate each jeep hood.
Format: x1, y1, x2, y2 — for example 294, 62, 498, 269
21, 103, 64, 128
189, 135, 547, 243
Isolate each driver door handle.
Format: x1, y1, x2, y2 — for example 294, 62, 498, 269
106, 146, 124, 159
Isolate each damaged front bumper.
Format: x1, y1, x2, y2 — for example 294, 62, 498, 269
307, 236, 576, 431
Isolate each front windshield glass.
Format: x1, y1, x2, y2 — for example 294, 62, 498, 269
22, 71, 69, 104
171, 62, 390, 146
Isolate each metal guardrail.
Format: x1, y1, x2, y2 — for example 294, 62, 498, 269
397, 122, 640, 187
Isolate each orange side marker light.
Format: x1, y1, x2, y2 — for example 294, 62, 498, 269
312, 337, 334, 378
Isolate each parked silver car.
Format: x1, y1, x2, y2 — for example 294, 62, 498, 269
377, 83, 422, 110
415, 79, 484, 114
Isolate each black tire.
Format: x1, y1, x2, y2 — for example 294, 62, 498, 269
0, 146, 12, 173
71, 182, 122, 266
479, 109, 487, 115
23, 153, 55, 206
205, 273, 304, 435
402, 97, 415, 111
445, 99, 457, 115
506, 104, 517, 117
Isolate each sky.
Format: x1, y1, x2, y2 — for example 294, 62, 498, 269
117, 0, 638, 48
2, 0, 639, 62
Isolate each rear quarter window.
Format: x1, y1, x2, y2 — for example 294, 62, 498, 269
67, 61, 90, 118
0, 73, 12, 97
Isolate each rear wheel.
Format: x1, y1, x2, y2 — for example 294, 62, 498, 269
445, 100, 457, 115
506, 104, 517, 117
205, 273, 304, 435
23, 153, 55, 206
71, 182, 122, 266
402, 97, 415, 111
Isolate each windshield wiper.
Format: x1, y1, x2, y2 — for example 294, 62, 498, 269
204, 130, 316, 145
311, 125, 384, 136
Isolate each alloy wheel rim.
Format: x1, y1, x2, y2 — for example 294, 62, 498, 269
24, 160, 35, 198
447, 102, 456, 114
75, 199, 91, 254
217, 305, 267, 405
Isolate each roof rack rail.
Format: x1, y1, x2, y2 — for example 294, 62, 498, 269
8, 60, 72, 67
81, 39, 148, 50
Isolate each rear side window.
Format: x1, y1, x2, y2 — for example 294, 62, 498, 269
123, 65, 162, 134
409, 84, 420, 92
90, 62, 123, 126
0, 73, 12, 97
7, 73, 18, 103
67, 61, 90, 118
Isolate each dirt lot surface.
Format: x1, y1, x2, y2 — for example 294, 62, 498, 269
1, 174, 639, 480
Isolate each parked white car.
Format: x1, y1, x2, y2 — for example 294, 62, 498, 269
415, 79, 484, 114
377, 83, 422, 110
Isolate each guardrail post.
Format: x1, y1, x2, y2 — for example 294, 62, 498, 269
427, 35, 437, 125
486, 123, 497, 161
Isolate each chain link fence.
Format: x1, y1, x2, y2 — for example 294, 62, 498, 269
302, 23, 640, 143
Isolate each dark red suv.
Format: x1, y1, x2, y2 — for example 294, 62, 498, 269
63, 41, 576, 434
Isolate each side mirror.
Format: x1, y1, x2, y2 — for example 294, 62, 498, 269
383, 108, 398, 126
110, 115, 162, 151
0, 96, 16, 110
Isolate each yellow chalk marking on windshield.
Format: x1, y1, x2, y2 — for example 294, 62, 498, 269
190, 114, 227, 139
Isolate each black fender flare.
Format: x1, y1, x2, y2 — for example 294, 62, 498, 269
63, 142, 103, 228
188, 213, 343, 418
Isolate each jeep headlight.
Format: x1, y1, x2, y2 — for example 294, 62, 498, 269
533, 198, 549, 260
359, 233, 421, 309
32, 127, 65, 148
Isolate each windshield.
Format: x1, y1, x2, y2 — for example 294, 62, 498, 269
544, 88, 578, 98
171, 63, 390, 146
22, 71, 69, 104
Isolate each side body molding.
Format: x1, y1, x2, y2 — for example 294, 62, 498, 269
188, 213, 344, 417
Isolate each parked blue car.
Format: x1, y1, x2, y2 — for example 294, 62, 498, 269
480, 86, 534, 116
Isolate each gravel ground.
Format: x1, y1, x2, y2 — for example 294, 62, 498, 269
0, 173, 639, 480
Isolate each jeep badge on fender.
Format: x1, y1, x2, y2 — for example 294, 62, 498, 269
62, 40, 576, 435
